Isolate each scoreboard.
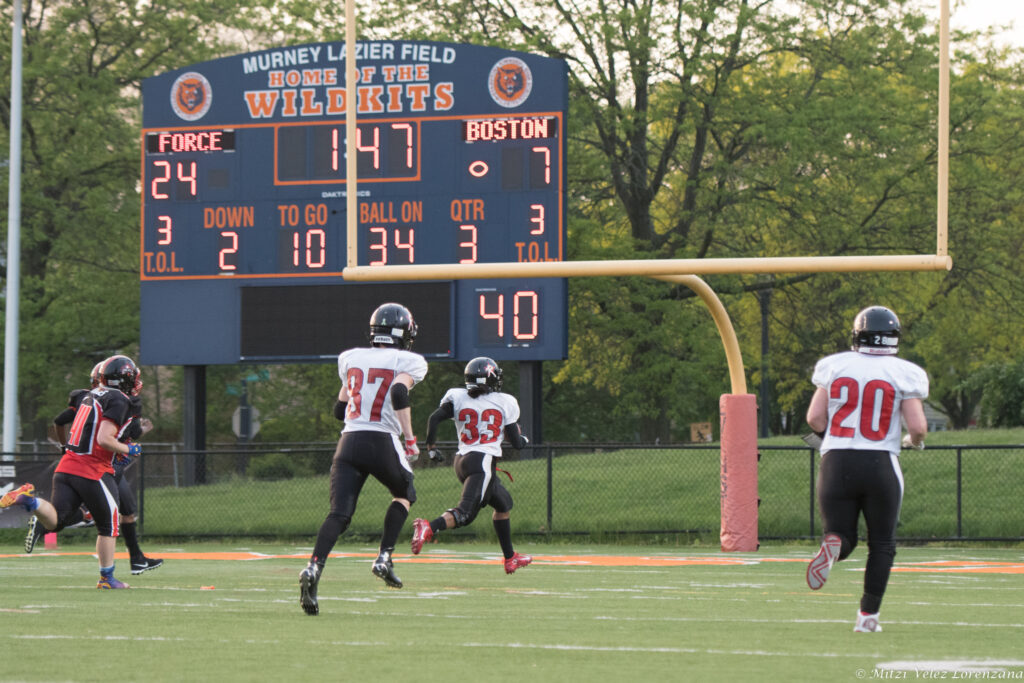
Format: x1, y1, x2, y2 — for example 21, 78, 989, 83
140, 41, 567, 364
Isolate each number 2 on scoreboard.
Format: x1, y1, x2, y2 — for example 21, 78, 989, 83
219, 231, 238, 271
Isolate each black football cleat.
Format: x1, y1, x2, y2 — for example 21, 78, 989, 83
299, 563, 320, 616
25, 515, 45, 554
131, 556, 165, 575
371, 551, 402, 589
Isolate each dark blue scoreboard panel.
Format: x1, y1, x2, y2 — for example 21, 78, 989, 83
140, 41, 567, 364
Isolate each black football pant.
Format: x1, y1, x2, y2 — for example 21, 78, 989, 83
817, 448, 904, 614
311, 431, 416, 565
449, 451, 513, 527
51, 472, 121, 537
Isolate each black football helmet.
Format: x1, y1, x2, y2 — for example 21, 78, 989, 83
368, 303, 418, 350
100, 355, 140, 395
851, 306, 900, 355
464, 357, 503, 393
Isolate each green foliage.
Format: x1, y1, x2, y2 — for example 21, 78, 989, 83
247, 452, 297, 480
0, 0, 285, 439
4, 0, 1024, 448
975, 360, 1024, 427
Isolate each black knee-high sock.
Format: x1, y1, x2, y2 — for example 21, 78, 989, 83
430, 516, 447, 534
379, 501, 409, 553
312, 515, 349, 568
493, 517, 514, 559
121, 521, 143, 562
861, 542, 896, 613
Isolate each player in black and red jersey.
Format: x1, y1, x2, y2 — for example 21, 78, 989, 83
23, 362, 104, 552
1, 356, 144, 589
27, 360, 163, 573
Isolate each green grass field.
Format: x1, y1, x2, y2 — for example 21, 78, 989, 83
2, 540, 1023, 682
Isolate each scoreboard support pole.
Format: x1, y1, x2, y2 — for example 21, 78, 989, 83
183, 365, 207, 485
519, 361, 543, 447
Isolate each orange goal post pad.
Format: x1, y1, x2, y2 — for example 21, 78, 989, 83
720, 394, 759, 552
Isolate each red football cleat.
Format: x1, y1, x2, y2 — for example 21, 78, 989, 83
411, 518, 433, 555
504, 552, 532, 574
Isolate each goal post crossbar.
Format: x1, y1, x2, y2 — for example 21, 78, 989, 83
343, 253, 951, 282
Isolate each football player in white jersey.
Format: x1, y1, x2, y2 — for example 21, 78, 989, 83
411, 357, 532, 574
804, 306, 929, 633
299, 303, 428, 615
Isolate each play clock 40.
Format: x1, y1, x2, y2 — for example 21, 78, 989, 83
140, 41, 567, 364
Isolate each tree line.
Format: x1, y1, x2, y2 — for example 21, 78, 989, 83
3, 0, 1023, 446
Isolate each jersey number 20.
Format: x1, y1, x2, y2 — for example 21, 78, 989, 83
829, 377, 895, 441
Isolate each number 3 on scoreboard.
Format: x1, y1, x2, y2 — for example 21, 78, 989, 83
157, 216, 173, 245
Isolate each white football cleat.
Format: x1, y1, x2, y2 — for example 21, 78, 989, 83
854, 611, 882, 632
806, 533, 842, 590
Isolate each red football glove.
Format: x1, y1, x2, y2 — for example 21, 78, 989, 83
404, 437, 419, 460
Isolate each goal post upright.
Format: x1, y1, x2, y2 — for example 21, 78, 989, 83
345, 0, 358, 270
937, 0, 950, 257
657, 275, 757, 552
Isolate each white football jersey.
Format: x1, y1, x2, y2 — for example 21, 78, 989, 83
812, 350, 929, 456
440, 387, 521, 458
338, 346, 428, 435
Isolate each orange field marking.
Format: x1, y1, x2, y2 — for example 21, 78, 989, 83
2, 550, 1022, 573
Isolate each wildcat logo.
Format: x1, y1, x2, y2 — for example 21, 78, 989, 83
170, 71, 213, 121
488, 57, 532, 109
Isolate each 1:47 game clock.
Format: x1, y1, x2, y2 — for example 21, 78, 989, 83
139, 41, 568, 364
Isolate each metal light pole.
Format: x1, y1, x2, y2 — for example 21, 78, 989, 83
3, 0, 25, 455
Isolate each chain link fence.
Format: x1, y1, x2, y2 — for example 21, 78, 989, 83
4, 444, 1022, 541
